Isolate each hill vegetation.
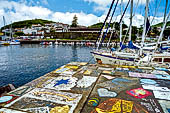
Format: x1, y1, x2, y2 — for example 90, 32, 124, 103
88, 22, 128, 29
153, 21, 170, 27
1, 19, 55, 30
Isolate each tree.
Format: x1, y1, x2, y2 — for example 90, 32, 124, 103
15, 32, 24, 36
71, 15, 78, 27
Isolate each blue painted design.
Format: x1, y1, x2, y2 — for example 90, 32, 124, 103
135, 69, 143, 73
0, 96, 13, 103
140, 79, 157, 84
53, 79, 69, 87
112, 78, 132, 83
88, 98, 99, 107
112, 78, 132, 87
167, 108, 170, 113
155, 68, 168, 71
155, 75, 170, 80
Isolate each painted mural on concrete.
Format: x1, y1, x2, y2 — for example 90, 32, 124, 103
43, 76, 78, 90
91, 98, 150, 113
77, 76, 97, 88
126, 88, 152, 99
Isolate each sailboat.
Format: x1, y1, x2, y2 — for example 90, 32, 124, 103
0, 17, 20, 45
9, 21, 20, 45
92, 0, 140, 65
0, 16, 10, 45
91, 0, 170, 67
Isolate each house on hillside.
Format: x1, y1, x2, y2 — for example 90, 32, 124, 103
23, 28, 37, 35
37, 30, 44, 35
53, 22, 69, 32
32, 24, 43, 31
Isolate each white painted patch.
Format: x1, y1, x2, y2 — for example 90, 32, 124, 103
151, 70, 169, 75
101, 75, 115, 80
43, 76, 78, 90
142, 85, 170, 92
153, 91, 170, 100
77, 76, 97, 88
158, 100, 170, 113
0, 108, 27, 113
23, 107, 50, 113
59, 70, 76, 76
98, 67, 113, 71
97, 88, 117, 97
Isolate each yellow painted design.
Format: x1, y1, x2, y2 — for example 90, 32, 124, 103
33, 92, 76, 101
121, 66, 136, 68
53, 68, 68, 74
36, 77, 52, 88
102, 70, 111, 74
50, 105, 69, 113
65, 65, 78, 69
138, 66, 153, 70
79, 62, 87, 65
84, 70, 92, 75
95, 99, 133, 113
122, 100, 133, 112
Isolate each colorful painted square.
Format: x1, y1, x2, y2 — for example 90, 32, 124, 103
0, 95, 19, 106
126, 88, 152, 99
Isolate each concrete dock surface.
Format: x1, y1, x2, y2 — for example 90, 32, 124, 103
0, 62, 170, 113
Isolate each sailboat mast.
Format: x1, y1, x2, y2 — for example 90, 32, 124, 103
10, 21, 12, 40
129, 0, 133, 41
155, 10, 170, 50
140, 0, 149, 55
120, 0, 123, 42
163, 0, 168, 23
3, 16, 6, 40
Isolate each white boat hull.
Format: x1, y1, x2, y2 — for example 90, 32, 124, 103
91, 51, 136, 65
10, 42, 20, 45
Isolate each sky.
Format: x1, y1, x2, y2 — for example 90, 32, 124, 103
0, 0, 169, 28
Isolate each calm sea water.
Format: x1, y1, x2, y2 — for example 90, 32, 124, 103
0, 44, 95, 87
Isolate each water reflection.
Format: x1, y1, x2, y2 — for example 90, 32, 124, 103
72, 45, 78, 62
0, 44, 94, 87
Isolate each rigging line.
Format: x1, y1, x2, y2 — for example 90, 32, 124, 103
107, 15, 119, 48
132, 0, 140, 17
96, 0, 116, 43
145, 0, 162, 36
119, 0, 131, 24
167, 1, 170, 12
99, 0, 120, 49
119, 23, 131, 51
163, 0, 168, 23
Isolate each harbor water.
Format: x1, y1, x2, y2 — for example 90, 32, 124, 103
0, 44, 95, 87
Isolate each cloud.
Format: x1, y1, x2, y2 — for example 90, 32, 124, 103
41, 0, 48, 5
112, 14, 164, 27
84, 0, 154, 13
84, 0, 152, 6
0, 0, 163, 29
52, 12, 99, 26
0, 0, 52, 26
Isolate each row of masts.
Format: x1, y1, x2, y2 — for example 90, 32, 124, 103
97, 0, 169, 55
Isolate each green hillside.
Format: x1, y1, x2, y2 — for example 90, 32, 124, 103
88, 22, 128, 29
153, 21, 170, 27
1, 19, 55, 30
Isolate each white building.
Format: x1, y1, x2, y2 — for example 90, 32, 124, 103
23, 28, 37, 35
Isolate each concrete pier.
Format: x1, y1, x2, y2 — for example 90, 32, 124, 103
0, 62, 170, 113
